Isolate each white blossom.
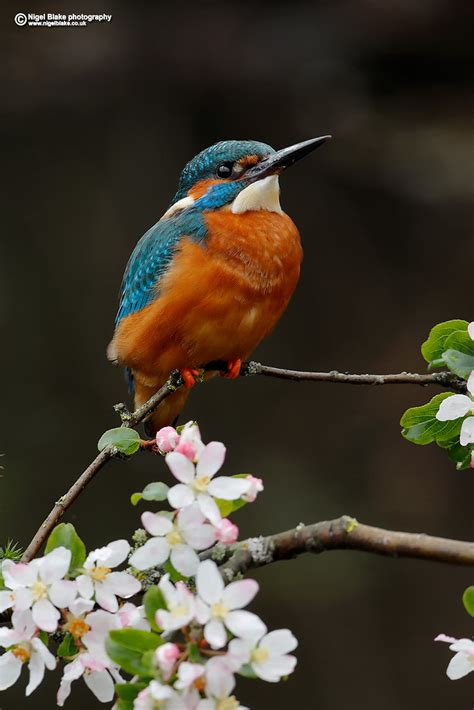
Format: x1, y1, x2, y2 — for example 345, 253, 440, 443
0, 609, 56, 696
195, 560, 265, 649
76, 539, 141, 612
0, 548, 76, 632
130, 505, 215, 577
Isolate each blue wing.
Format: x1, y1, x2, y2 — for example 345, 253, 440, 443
115, 209, 207, 326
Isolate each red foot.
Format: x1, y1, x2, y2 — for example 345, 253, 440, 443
222, 358, 242, 379
180, 368, 200, 388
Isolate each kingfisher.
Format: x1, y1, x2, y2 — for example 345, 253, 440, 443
108, 137, 330, 433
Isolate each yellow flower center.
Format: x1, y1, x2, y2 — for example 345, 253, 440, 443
166, 530, 183, 546
194, 475, 209, 492
211, 601, 229, 620
171, 604, 187, 618
90, 566, 111, 582
251, 647, 269, 664
31, 580, 48, 601
12, 644, 30, 663
216, 698, 239, 710
68, 619, 90, 639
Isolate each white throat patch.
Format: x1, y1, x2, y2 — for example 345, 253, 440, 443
161, 195, 195, 219
231, 175, 282, 214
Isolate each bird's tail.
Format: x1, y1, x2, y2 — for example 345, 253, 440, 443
133, 377, 191, 436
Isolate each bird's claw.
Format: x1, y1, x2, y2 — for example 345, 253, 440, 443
180, 368, 201, 388
222, 358, 242, 379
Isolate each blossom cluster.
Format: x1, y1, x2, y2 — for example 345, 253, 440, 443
0, 541, 142, 703
435, 321, 474, 467
130, 422, 263, 577
0, 422, 294, 709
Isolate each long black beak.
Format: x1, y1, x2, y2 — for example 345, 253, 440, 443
243, 136, 331, 182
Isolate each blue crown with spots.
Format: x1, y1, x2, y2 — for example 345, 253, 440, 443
172, 140, 275, 204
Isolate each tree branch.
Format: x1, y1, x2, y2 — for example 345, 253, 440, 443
213, 516, 474, 579
21, 362, 465, 562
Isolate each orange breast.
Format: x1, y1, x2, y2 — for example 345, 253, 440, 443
112, 209, 302, 383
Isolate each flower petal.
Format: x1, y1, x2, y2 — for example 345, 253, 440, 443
467, 372, 474, 397
49, 580, 77, 608
223, 579, 259, 610
76, 574, 94, 600
447, 651, 474, 680
460, 417, 474, 446
142, 512, 173, 537
208, 477, 250, 501
166, 452, 196, 484
260, 629, 298, 656
13, 587, 34, 611
225, 610, 267, 640
2, 560, 37, 590
31, 637, 56, 670
254, 654, 297, 682
170, 545, 200, 577
197, 494, 221, 526
168, 484, 195, 510
56, 657, 83, 706
182, 523, 216, 551
0, 590, 15, 614
129, 538, 170, 571
204, 618, 227, 649
468, 322, 474, 341
104, 540, 130, 568
196, 560, 224, 605
436, 395, 472, 421
196, 442, 226, 479
32, 598, 60, 632
39, 547, 71, 584
69, 597, 95, 616
83, 669, 115, 702
0, 651, 22, 690
94, 583, 118, 612
26, 647, 45, 696
105, 572, 141, 599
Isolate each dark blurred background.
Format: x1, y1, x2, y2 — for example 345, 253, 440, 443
2, 1, 474, 707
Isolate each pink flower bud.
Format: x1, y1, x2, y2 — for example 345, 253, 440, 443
174, 440, 198, 461
242, 475, 264, 502
156, 426, 179, 453
155, 642, 180, 678
471, 451, 474, 469
215, 518, 239, 544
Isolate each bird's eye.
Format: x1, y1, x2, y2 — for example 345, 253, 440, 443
216, 162, 234, 178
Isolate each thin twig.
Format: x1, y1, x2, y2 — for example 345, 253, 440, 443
21, 363, 465, 562
211, 516, 474, 579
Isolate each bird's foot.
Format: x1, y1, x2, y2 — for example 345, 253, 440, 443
222, 358, 242, 379
180, 368, 201, 388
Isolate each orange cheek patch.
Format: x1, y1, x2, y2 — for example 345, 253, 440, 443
237, 154, 259, 169
188, 178, 227, 200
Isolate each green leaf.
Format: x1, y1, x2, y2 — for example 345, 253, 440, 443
98, 427, 141, 456
57, 633, 77, 658
463, 587, 474, 617
142, 482, 170, 502
441, 330, 474, 379
109, 628, 163, 653
115, 683, 147, 702
143, 586, 167, 631
163, 559, 187, 582
130, 493, 142, 506
400, 393, 463, 445
238, 663, 258, 679
215, 498, 234, 517
115, 700, 134, 710
45, 523, 86, 574
440, 440, 473, 470
421, 320, 468, 366
105, 636, 154, 678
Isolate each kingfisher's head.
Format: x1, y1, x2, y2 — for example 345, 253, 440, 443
165, 137, 330, 218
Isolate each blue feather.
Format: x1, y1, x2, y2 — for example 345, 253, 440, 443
115, 209, 207, 325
